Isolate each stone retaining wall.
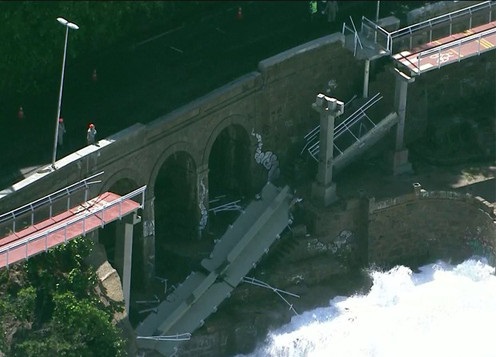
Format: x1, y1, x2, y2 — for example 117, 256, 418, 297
368, 184, 496, 267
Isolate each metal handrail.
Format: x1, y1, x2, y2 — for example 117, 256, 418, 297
343, 22, 360, 57
0, 185, 146, 267
0, 171, 104, 224
418, 26, 495, 57
414, 26, 495, 72
390, 1, 494, 40
363, 1, 495, 54
304, 93, 383, 146
361, 16, 391, 51
304, 93, 383, 161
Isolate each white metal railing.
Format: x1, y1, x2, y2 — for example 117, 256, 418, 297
362, 1, 495, 54
136, 333, 191, 342
302, 93, 383, 161
0, 171, 104, 235
361, 16, 392, 53
414, 26, 496, 71
0, 185, 146, 268
342, 22, 362, 57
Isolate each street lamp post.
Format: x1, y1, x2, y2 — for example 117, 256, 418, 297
52, 17, 79, 169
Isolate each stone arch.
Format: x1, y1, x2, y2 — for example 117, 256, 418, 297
202, 115, 254, 236
152, 144, 200, 284
208, 124, 252, 198
150, 141, 199, 194
201, 114, 253, 167
100, 167, 143, 194
203, 114, 254, 197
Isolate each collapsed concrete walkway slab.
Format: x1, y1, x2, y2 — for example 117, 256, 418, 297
136, 182, 293, 356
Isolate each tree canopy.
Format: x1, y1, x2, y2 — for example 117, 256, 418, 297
0, 238, 126, 357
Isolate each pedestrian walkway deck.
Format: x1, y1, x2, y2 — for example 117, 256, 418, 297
392, 21, 496, 76
343, 0, 496, 65
0, 187, 145, 269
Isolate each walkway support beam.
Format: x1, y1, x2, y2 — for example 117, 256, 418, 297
392, 68, 415, 175
115, 212, 141, 315
311, 94, 344, 207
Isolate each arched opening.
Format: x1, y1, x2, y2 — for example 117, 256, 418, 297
208, 124, 251, 236
154, 151, 199, 285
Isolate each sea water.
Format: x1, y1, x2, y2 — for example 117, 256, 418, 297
236, 258, 496, 357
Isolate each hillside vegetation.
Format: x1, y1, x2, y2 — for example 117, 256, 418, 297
0, 238, 125, 357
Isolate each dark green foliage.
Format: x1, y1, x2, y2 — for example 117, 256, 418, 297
0, 1, 207, 99
0, 238, 125, 357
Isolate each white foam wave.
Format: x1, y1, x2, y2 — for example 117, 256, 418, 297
237, 258, 496, 357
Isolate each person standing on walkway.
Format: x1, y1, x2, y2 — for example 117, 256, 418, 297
17, 106, 24, 121
58, 118, 66, 147
87, 123, 97, 145
325, 1, 338, 23
309, 1, 318, 22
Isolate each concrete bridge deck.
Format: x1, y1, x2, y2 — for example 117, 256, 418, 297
392, 20, 496, 75
0, 189, 145, 269
136, 183, 293, 356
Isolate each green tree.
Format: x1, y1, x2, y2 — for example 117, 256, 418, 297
0, 237, 125, 356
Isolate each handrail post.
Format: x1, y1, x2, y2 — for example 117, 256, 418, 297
48, 196, 53, 219
66, 188, 71, 210
429, 20, 433, 43
30, 204, 34, 226
11, 212, 16, 234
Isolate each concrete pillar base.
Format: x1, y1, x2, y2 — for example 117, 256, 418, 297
312, 180, 338, 207
391, 149, 413, 175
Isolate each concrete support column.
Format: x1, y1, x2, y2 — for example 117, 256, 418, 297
363, 59, 370, 99
392, 68, 415, 175
197, 164, 210, 238
115, 213, 141, 315
142, 195, 156, 286
311, 94, 344, 207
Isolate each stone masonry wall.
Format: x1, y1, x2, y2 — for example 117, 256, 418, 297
368, 186, 496, 268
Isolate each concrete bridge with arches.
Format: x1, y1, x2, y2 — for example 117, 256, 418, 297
1, 0, 495, 304
0, 32, 356, 285
0, 2, 495, 353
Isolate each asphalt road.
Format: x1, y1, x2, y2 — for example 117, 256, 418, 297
0, 1, 424, 190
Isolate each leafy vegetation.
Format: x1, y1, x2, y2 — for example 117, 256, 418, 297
0, 238, 125, 357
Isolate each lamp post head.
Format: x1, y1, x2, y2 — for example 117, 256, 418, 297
57, 17, 79, 30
